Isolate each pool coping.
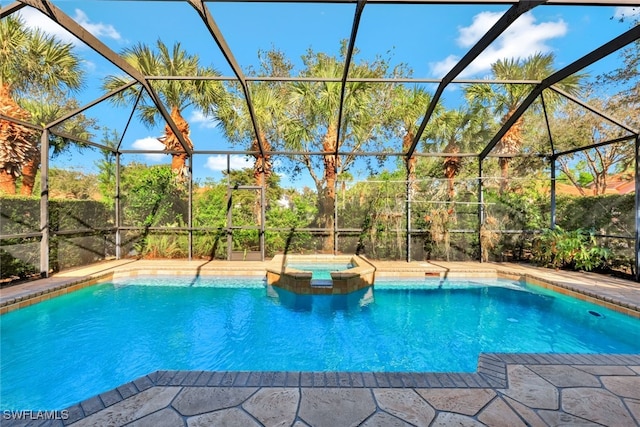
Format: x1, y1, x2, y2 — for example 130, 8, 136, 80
50, 353, 640, 425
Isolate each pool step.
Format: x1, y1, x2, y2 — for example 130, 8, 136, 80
310, 279, 333, 288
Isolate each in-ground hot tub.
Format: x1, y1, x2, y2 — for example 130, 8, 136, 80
266, 254, 376, 294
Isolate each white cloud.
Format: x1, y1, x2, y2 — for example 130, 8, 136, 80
205, 155, 252, 171
430, 55, 463, 81
131, 137, 166, 162
19, 7, 76, 44
19, 7, 121, 46
430, 11, 567, 78
614, 7, 639, 20
457, 11, 502, 47
83, 60, 97, 73
190, 110, 220, 129
72, 9, 121, 41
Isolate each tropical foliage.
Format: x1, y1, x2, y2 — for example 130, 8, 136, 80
532, 226, 610, 271
2, 18, 638, 282
0, 16, 85, 194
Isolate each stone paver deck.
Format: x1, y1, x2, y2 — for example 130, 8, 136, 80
2, 259, 640, 426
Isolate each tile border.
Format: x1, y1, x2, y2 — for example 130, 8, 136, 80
0, 274, 112, 314
501, 270, 640, 318
57, 353, 640, 425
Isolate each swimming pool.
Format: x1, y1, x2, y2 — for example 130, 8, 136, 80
1, 276, 639, 410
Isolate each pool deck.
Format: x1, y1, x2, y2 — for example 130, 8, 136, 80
2, 259, 640, 426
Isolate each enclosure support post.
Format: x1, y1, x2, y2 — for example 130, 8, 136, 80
226, 185, 233, 261
406, 178, 411, 263
333, 181, 338, 256
39, 130, 49, 277
226, 155, 232, 261
188, 155, 193, 261
115, 152, 121, 259
260, 185, 266, 261
478, 159, 484, 263
635, 135, 640, 282
550, 156, 557, 230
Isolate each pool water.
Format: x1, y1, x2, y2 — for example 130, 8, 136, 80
286, 262, 354, 280
1, 276, 639, 410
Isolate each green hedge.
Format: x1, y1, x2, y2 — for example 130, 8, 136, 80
1, 197, 114, 280
556, 194, 635, 237
1, 192, 637, 280
0, 197, 40, 235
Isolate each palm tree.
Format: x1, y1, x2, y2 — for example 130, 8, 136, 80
465, 53, 583, 192
427, 108, 488, 200
284, 45, 393, 251
218, 81, 290, 226
440, 111, 465, 201
0, 15, 84, 194
386, 85, 434, 196
102, 40, 226, 179
216, 49, 293, 228
218, 81, 289, 189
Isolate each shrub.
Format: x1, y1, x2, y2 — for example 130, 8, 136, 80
533, 226, 610, 271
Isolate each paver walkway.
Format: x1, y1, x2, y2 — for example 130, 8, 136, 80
2, 259, 640, 426
4, 354, 640, 426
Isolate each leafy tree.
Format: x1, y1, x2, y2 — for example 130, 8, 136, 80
265, 188, 317, 255
0, 15, 84, 194
95, 128, 119, 202
563, 17, 640, 189
599, 14, 639, 106
191, 168, 294, 257
552, 14, 638, 196
119, 163, 187, 228
102, 40, 227, 178
553, 97, 631, 195
191, 181, 228, 259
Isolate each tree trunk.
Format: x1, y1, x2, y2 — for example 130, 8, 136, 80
170, 153, 188, 176
158, 107, 193, 180
593, 172, 606, 195
252, 133, 272, 228
557, 159, 587, 196
496, 112, 523, 194
0, 83, 37, 194
20, 152, 39, 195
321, 124, 338, 252
0, 169, 16, 194
499, 157, 510, 194
253, 132, 272, 187
443, 139, 460, 201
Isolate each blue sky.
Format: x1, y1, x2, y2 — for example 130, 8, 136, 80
13, 2, 640, 186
